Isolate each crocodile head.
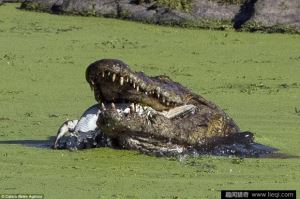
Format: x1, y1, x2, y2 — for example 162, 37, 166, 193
86, 59, 236, 151
86, 59, 201, 111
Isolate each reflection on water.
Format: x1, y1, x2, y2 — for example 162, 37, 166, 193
0, 136, 296, 159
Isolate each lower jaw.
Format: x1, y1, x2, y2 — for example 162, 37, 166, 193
120, 136, 185, 156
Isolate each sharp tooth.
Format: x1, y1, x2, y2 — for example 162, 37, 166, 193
163, 97, 166, 103
145, 92, 148, 95
101, 103, 106, 110
111, 103, 116, 109
157, 93, 160, 98
166, 101, 170, 106
126, 77, 129, 82
130, 79, 133, 83
133, 82, 136, 88
108, 72, 111, 76
112, 74, 116, 82
136, 86, 139, 92
124, 107, 130, 114
120, 76, 124, 86
102, 71, 105, 77
135, 104, 141, 113
130, 103, 135, 112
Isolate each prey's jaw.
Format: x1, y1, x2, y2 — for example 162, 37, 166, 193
86, 59, 184, 111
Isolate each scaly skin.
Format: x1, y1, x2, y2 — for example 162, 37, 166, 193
86, 59, 254, 155
53, 104, 112, 150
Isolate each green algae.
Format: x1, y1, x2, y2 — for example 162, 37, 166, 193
0, 3, 299, 199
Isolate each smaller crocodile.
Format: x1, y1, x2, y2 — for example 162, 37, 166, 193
53, 104, 111, 150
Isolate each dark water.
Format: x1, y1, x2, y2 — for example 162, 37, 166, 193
0, 134, 296, 159
53, 132, 293, 159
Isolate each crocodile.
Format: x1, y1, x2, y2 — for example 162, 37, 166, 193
53, 104, 112, 150
54, 59, 276, 157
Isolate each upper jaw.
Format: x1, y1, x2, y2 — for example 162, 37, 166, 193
86, 59, 185, 111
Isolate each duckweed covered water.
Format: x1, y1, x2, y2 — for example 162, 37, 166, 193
0, 3, 300, 199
